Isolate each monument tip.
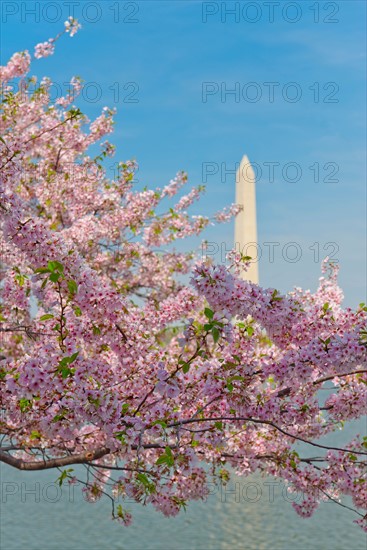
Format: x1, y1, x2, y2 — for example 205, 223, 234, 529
238, 155, 255, 183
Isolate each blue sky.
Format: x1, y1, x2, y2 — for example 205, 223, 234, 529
2, 0, 366, 306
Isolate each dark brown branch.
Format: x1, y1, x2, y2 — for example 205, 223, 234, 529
167, 417, 367, 456
318, 488, 364, 518
313, 370, 367, 385
0, 441, 177, 471
0, 447, 110, 470
275, 370, 367, 399
0, 325, 33, 332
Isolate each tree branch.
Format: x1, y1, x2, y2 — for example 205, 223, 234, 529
313, 370, 367, 386
0, 447, 110, 470
167, 417, 367, 455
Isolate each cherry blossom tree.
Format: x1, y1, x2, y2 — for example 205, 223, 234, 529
1, 20, 366, 529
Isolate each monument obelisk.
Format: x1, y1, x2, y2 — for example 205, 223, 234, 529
235, 155, 259, 283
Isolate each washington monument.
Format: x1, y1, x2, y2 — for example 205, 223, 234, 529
235, 155, 259, 284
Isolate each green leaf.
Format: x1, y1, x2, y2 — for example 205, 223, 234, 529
57, 470, 67, 486
59, 366, 75, 379
212, 327, 220, 343
290, 459, 297, 470
156, 446, 174, 467
49, 272, 60, 283
19, 398, 32, 413
56, 352, 79, 378
165, 446, 173, 458
152, 419, 167, 429
39, 314, 54, 321
182, 362, 190, 374
67, 279, 78, 295
68, 108, 82, 118
246, 326, 254, 336
271, 289, 282, 302
15, 273, 26, 286
47, 261, 64, 273
359, 329, 367, 346
52, 412, 66, 423
136, 473, 155, 493
156, 455, 169, 466
204, 308, 214, 319
115, 431, 126, 444
88, 396, 100, 408
74, 306, 82, 317
57, 468, 74, 487
136, 473, 150, 486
